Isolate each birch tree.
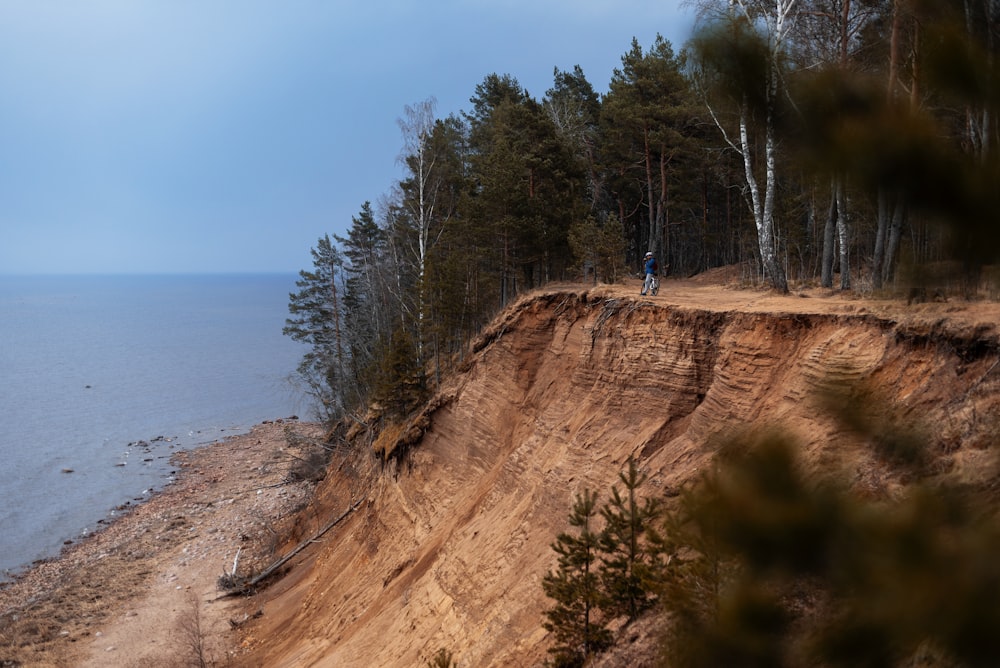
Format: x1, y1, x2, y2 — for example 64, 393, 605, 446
789, 2, 836, 287
956, 0, 997, 165
690, 0, 797, 292
397, 97, 441, 353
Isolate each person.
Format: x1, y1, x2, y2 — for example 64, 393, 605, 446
640, 251, 658, 295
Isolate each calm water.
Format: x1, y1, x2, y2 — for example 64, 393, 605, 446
0, 274, 307, 579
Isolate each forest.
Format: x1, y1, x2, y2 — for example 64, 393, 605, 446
284, 0, 1000, 422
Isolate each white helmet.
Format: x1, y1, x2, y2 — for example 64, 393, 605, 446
645, 251, 653, 258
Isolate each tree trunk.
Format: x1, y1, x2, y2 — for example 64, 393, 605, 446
399, 99, 437, 361
330, 270, 345, 408
872, 188, 888, 290
501, 229, 510, 308
758, 0, 793, 294
835, 178, 851, 290
822, 182, 836, 288
761, 98, 788, 292
964, 0, 993, 163
763, 159, 787, 289
883, 198, 906, 286
878, 0, 910, 289
659, 149, 669, 268
840, 0, 851, 66
643, 124, 656, 253
888, 0, 902, 101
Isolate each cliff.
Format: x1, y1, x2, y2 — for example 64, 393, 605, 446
236, 279, 1000, 667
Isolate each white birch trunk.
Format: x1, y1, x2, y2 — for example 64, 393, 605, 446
398, 98, 439, 358
836, 181, 851, 289
721, 0, 794, 292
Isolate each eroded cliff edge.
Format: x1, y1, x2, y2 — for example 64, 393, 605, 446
237, 286, 1000, 667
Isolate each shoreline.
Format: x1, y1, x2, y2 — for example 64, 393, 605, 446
1, 417, 302, 584
0, 417, 323, 667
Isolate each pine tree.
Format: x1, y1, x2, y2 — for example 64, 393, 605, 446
371, 324, 426, 420
542, 489, 613, 667
659, 409, 1000, 667
466, 73, 586, 304
544, 65, 602, 211
601, 35, 693, 270
598, 456, 662, 622
568, 214, 629, 286
335, 201, 389, 407
283, 235, 346, 421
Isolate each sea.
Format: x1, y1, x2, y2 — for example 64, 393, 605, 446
0, 273, 308, 580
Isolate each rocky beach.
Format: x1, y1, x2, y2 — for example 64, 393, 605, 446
0, 418, 323, 667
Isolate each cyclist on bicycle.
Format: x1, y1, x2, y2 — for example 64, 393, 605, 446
640, 251, 658, 296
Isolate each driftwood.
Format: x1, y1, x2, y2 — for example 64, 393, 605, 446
231, 547, 242, 579
220, 498, 363, 596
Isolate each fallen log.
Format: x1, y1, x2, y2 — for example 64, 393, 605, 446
220, 498, 363, 596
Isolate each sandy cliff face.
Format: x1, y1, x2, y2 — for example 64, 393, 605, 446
238, 285, 1000, 667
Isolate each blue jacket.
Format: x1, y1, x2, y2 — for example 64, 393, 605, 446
644, 257, 657, 275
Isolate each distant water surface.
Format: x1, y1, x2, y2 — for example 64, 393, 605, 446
0, 274, 306, 578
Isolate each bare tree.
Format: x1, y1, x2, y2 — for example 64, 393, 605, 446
176, 592, 210, 668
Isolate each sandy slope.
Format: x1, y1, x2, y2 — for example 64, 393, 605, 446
237, 278, 1000, 667
3, 276, 999, 667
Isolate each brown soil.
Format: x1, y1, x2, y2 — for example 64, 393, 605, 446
237, 278, 1000, 667
3, 275, 999, 667
0, 419, 324, 667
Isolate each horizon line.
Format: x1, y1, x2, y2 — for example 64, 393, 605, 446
0, 270, 301, 277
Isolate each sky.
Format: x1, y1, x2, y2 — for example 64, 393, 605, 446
0, 1, 694, 275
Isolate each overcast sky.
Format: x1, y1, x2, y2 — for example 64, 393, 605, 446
0, 1, 694, 275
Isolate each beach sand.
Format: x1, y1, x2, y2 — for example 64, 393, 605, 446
0, 418, 323, 667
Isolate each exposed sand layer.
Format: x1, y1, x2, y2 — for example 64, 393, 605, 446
239, 278, 1000, 667
5, 274, 1000, 667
